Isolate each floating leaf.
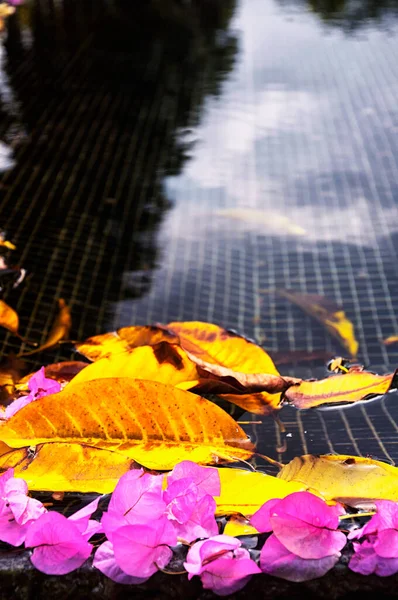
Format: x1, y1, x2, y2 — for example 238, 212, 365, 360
0, 299, 19, 336
69, 343, 199, 389
0, 443, 137, 493
275, 290, 358, 357
76, 326, 177, 362
278, 454, 398, 508
19, 299, 71, 356
283, 370, 396, 409
384, 336, 398, 347
0, 378, 254, 470
215, 468, 306, 517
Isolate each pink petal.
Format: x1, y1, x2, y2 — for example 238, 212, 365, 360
164, 479, 199, 524
93, 541, 147, 584
108, 470, 165, 526
349, 500, 398, 540
260, 534, 340, 582
4, 394, 34, 419
69, 497, 101, 538
269, 492, 346, 559
250, 498, 281, 532
184, 535, 241, 577
25, 512, 93, 575
167, 462, 220, 496
349, 539, 398, 577
7, 491, 46, 525
0, 468, 14, 494
0, 510, 29, 546
112, 518, 176, 579
172, 494, 218, 543
199, 553, 261, 596
374, 529, 398, 558
28, 367, 61, 397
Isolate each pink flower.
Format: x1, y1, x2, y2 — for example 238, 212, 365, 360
167, 461, 221, 496
251, 492, 346, 559
25, 512, 93, 575
112, 517, 177, 580
348, 501, 398, 576
0, 469, 46, 546
93, 541, 147, 584
184, 535, 260, 596
164, 478, 218, 543
259, 534, 340, 582
4, 367, 61, 420
101, 470, 165, 540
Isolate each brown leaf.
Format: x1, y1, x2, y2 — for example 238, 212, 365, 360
275, 290, 358, 357
0, 355, 25, 404
270, 350, 333, 366
19, 298, 71, 356
283, 369, 396, 409
278, 454, 398, 508
0, 378, 255, 470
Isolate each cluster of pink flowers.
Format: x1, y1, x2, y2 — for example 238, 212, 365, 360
3, 368, 398, 590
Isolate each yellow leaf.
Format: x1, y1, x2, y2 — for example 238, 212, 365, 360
0, 378, 254, 470
283, 370, 396, 409
0, 442, 136, 493
76, 326, 178, 361
223, 515, 259, 537
278, 454, 398, 508
276, 290, 358, 357
215, 467, 306, 516
384, 335, 398, 346
69, 343, 199, 388
19, 299, 71, 356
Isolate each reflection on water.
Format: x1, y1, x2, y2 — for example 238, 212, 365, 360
1, 0, 398, 464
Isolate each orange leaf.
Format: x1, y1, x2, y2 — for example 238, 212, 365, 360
19, 298, 71, 356
283, 370, 396, 409
0, 299, 19, 335
384, 335, 398, 346
275, 290, 358, 357
0, 378, 254, 469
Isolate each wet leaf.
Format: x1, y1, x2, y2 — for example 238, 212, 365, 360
276, 290, 358, 357
20, 299, 71, 356
278, 454, 398, 508
223, 515, 258, 537
0, 299, 19, 336
215, 468, 306, 517
76, 326, 177, 362
0, 443, 137, 493
383, 336, 398, 347
283, 370, 396, 409
0, 378, 255, 470
70, 342, 199, 389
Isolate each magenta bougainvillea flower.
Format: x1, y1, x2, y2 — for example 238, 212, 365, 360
3, 367, 61, 420
251, 492, 346, 582
0, 468, 46, 546
348, 500, 398, 576
167, 461, 221, 497
112, 517, 177, 580
93, 540, 148, 584
251, 492, 346, 559
25, 512, 93, 575
184, 534, 261, 595
163, 478, 218, 543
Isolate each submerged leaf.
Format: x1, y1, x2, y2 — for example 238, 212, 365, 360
283, 370, 396, 409
20, 298, 71, 356
278, 454, 398, 508
276, 290, 358, 357
0, 378, 255, 470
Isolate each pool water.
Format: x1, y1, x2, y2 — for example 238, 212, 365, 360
1, 0, 398, 467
